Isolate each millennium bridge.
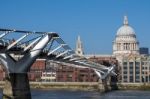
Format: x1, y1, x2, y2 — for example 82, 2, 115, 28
0, 28, 116, 99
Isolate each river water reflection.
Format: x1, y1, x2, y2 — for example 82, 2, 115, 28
0, 89, 150, 99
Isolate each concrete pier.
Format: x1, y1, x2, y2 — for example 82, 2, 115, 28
3, 73, 31, 99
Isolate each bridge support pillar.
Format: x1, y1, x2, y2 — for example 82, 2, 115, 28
98, 80, 105, 92
98, 79, 110, 92
102, 79, 109, 92
3, 73, 31, 99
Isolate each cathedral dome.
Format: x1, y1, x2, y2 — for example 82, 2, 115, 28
113, 16, 139, 57
116, 16, 136, 37
117, 25, 135, 36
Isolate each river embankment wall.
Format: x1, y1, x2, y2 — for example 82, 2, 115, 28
0, 81, 150, 91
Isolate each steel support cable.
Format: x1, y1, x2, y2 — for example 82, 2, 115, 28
16, 35, 43, 47
0, 31, 14, 39
7, 33, 31, 50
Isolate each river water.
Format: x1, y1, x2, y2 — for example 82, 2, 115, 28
0, 89, 150, 99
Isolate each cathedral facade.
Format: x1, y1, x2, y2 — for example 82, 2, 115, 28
113, 16, 139, 62
113, 16, 150, 83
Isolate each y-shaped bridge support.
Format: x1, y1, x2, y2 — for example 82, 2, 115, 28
0, 34, 52, 99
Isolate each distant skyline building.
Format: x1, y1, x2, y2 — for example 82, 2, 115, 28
113, 16, 139, 61
139, 47, 149, 55
75, 36, 84, 56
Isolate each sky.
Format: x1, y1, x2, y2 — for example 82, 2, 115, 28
0, 0, 150, 54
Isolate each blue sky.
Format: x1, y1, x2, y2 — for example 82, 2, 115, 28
0, 0, 150, 54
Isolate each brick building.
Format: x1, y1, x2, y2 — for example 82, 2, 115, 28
87, 55, 118, 66
28, 59, 46, 81
56, 65, 98, 82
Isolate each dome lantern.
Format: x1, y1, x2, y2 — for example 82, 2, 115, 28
123, 16, 129, 25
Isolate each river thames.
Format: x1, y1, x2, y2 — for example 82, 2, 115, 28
0, 89, 150, 99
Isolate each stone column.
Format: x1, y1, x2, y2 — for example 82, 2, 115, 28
121, 43, 123, 51
3, 73, 31, 99
131, 43, 133, 50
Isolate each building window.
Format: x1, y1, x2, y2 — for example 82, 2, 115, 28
135, 62, 140, 67
124, 76, 127, 79
129, 62, 133, 66
135, 71, 140, 74
142, 62, 144, 65
130, 76, 133, 82
135, 76, 140, 79
129, 62, 133, 74
123, 43, 126, 50
123, 66, 127, 70
123, 62, 127, 65
145, 67, 148, 69
123, 62, 127, 70
135, 62, 140, 77
123, 71, 127, 74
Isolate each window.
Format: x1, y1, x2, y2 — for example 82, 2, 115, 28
124, 76, 127, 79
130, 76, 133, 82
145, 67, 148, 69
123, 62, 127, 70
129, 62, 133, 68
130, 72, 133, 75
135, 62, 140, 70
123, 71, 127, 74
123, 62, 127, 65
142, 67, 145, 69
142, 62, 144, 65
135, 71, 140, 74
123, 43, 126, 50
123, 66, 127, 70
136, 76, 140, 79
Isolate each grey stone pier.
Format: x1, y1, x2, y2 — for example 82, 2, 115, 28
3, 73, 31, 99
